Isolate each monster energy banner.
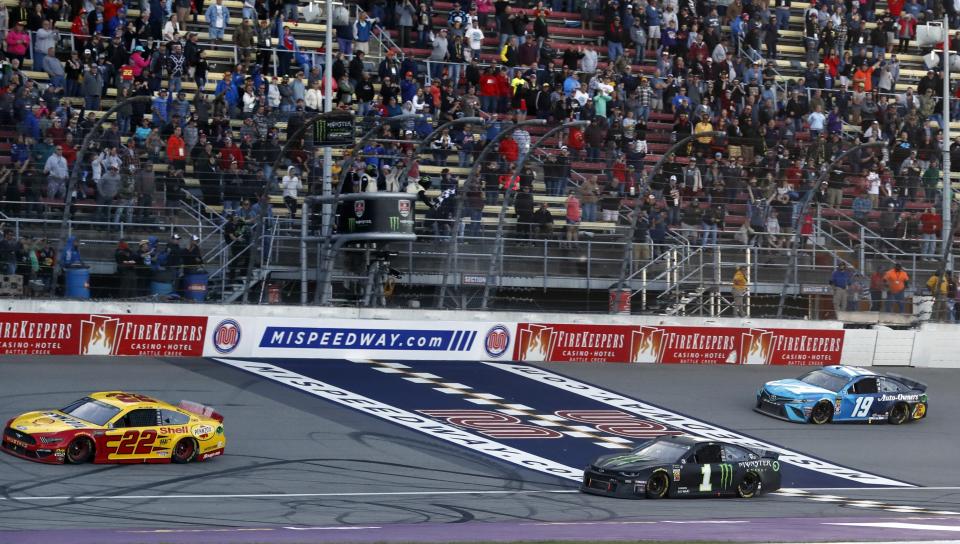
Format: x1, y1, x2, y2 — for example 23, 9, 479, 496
313, 112, 356, 145
341, 196, 416, 234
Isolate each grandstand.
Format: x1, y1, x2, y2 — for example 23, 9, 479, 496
0, 0, 958, 319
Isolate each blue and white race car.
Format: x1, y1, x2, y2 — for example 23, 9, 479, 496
755, 366, 927, 425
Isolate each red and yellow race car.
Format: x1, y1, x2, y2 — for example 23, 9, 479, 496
2, 392, 225, 464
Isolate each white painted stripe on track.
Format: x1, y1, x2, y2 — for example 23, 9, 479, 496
0, 489, 580, 501
824, 522, 960, 532
792, 487, 960, 492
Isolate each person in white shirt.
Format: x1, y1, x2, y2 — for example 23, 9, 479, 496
465, 22, 484, 61
163, 14, 181, 43
573, 84, 589, 107
304, 80, 322, 111
866, 168, 881, 208
267, 79, 281, 108
806, 105, 826, 137
242, 89, 258, 113
581, 48, 598, 73
383, 165, 402, 192
44, 146, 69, 200
280, 166, 303, 217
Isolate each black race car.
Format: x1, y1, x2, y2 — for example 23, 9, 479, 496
580, 435, 782, 499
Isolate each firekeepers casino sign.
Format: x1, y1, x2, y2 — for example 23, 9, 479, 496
0, 313, 206, 356
513, 323, 844, 365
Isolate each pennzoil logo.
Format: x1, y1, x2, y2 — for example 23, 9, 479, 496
718, 463, 733, 489
79, 315, 121, 355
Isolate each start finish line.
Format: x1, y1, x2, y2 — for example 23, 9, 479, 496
212, 358, 912, 489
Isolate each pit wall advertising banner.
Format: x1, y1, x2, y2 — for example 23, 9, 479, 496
203, 317, 515, 361
513, 323, 844, 365
0, 313, 206, 356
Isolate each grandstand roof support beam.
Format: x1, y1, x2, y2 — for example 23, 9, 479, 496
436, 118, 546, 309
480, 120, 588, 310
616, 131, 728, 303
322, 1, 335, 305
52, 95, 154, 297
399, 116, 484, 187
775, 141, 887, 318
941, 14, 952, 269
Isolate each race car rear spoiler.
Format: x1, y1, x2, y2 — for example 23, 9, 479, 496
179, 400, 224, 423
886, 373, 928, 393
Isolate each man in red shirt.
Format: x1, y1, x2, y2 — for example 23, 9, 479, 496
166, 125, 187, 171
479, 67, 499, 114
218, 136, 244, 171
919, 207, 942, 260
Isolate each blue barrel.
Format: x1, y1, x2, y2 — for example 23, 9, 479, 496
182, 272, 209, 301
64, 267, 90, 299
150, 281, 174, 296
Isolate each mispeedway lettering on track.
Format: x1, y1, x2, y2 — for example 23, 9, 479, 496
213, 359, 582, 480
213, 358, 910, 488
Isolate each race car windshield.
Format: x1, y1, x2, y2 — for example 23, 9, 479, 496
799, 370, 848, 392
630, 440, 690, 462
60, 398, 122, 426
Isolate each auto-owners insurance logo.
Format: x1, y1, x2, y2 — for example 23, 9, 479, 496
484, 324, 511, 358
213, 319, 241, 354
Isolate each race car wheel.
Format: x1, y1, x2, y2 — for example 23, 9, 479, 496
172, 439, 197, 464
737, 471, 761, 498
809, 401, 833, 425
888, 402, 910, 425
645, 471, 670, 499
65, 437, 93, 464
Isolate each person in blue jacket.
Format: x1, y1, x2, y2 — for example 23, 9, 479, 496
61, 236, 83, 268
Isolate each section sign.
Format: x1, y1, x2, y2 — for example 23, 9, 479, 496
513, 323, 844, 365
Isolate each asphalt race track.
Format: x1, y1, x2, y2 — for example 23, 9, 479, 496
1, 356, 960, 543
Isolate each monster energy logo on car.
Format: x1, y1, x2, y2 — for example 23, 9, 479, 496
389, 216, 400, 231
718, 463, 733, 489
602, 454, 653, 468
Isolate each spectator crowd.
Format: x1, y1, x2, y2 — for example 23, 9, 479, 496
0, 0, 959, 303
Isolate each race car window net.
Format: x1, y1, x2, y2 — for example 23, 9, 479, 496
632, 440, 689, 463
161, 409, 190, 425
799, 370, 848, 393
60, 398, 122, 426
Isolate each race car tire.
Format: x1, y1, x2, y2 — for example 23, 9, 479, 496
645, 470, 670, 499
65, 437, 93, 464
888, 402, 910, 425
809, 401, 833, 425
172, 438, 197, 463
737, 471, 761, 498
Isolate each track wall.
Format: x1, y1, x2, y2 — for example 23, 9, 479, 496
0, 300, 950, 366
